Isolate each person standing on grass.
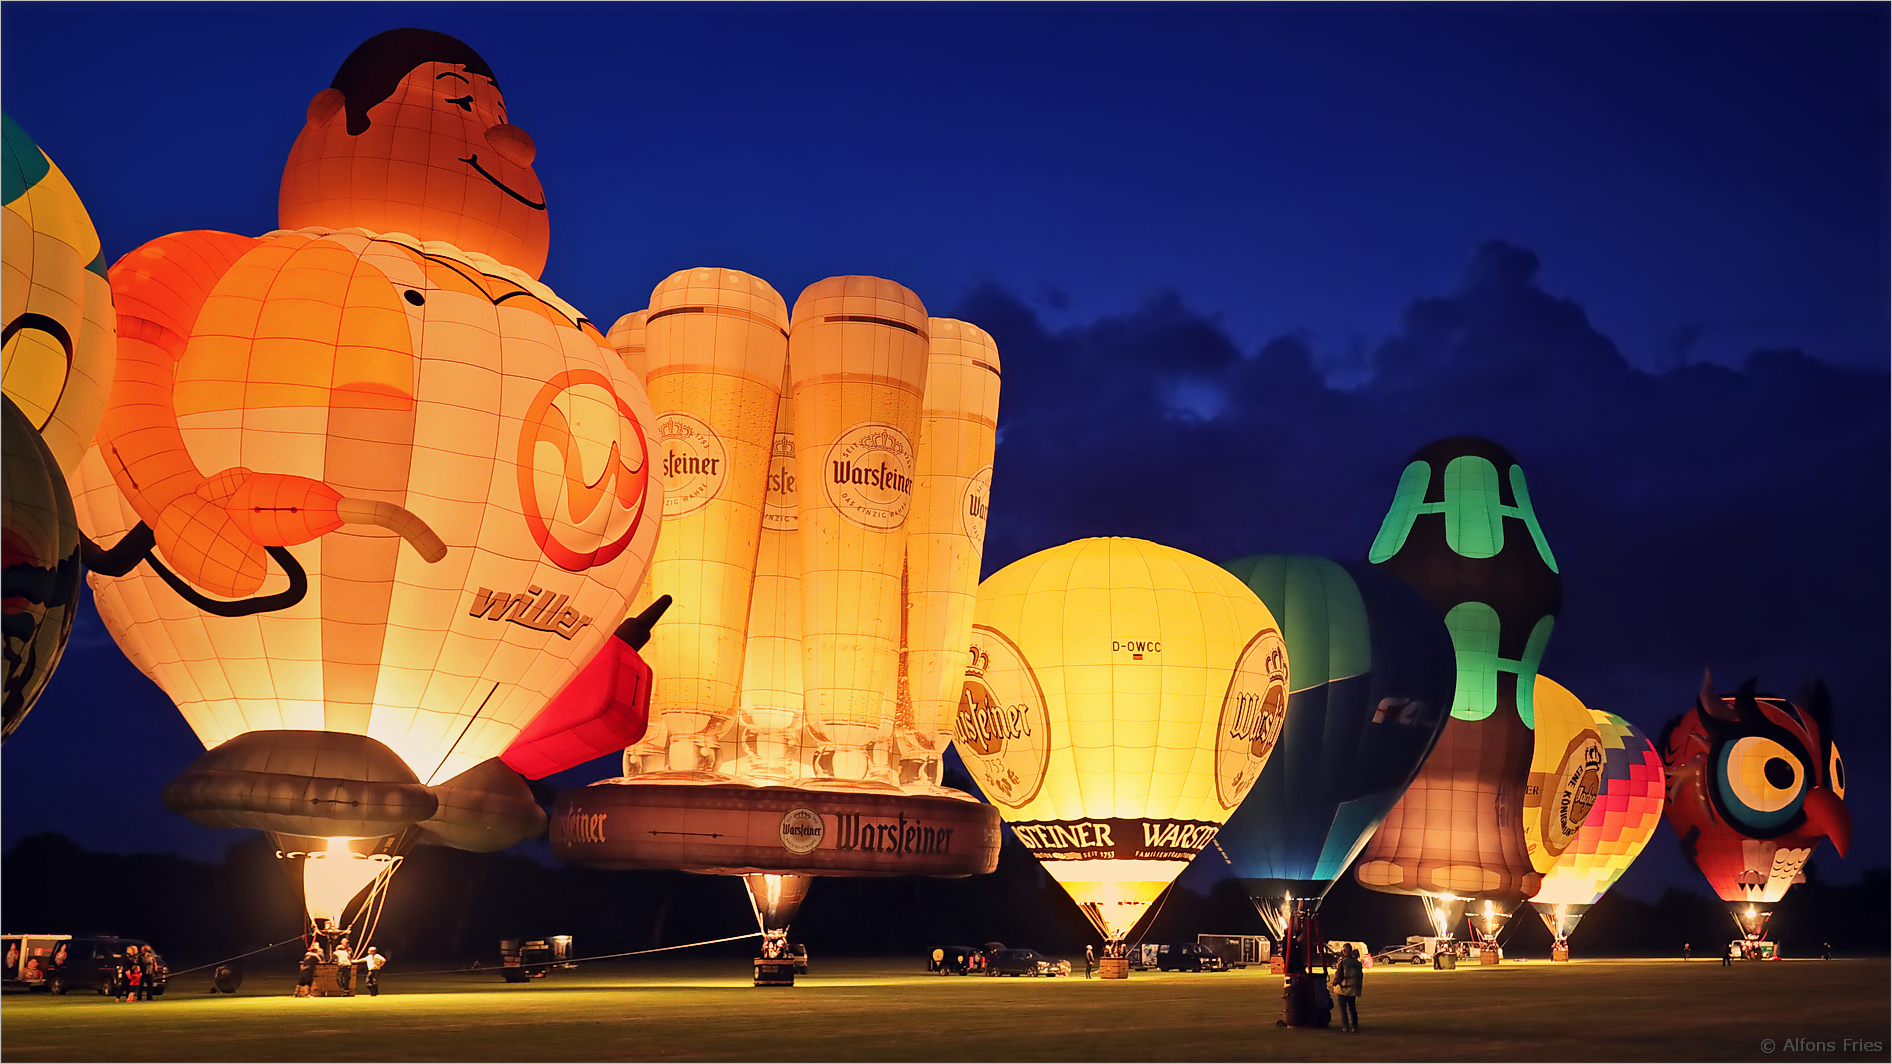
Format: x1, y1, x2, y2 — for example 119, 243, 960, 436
297, 942, 322, 997
1682, 943, 1691, 961
138, 946, 159, 1001
363, 947, 386, 996
1085, 945, 1096, 978
1329, 946, 1364, 1032
334, 939, 354, 995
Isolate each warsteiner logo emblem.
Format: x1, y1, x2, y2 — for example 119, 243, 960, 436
779, 808, 824, 854
1214, 628, 1289, 808
954, 625, 1051, 809
823, 422, 915, 530
655, 411, 728, 517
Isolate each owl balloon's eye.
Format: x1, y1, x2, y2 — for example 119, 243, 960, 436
1829, 746, 1846, 799
1717, 735, 1807, 830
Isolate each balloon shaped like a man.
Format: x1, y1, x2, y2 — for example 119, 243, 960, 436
74, 29, 662, 939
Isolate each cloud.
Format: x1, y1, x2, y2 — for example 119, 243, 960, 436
954, 239, 1889, 888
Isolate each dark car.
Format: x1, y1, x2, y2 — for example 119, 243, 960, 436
1157, 944, 1229, 972
45, 937, 167, 996
986, 948, 1070, 977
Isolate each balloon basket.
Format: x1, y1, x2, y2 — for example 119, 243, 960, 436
1278, 973, 1331, 1028
1269, 956, 1286, 974
1479, 949, 1499, 965
754, 957, 796, 987
1436, 952, 1456, 970
1098, 958, 1129, 980
1551, 946, 1570, 962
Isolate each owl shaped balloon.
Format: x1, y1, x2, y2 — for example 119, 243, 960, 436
1660, 673, 1850, 940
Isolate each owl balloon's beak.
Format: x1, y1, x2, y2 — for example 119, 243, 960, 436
1801, 785, 1850, 857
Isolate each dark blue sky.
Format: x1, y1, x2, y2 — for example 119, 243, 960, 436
4, 3, 1885, 901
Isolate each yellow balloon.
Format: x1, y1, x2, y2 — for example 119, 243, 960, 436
958, 537, 1288, 939
2, 113, 115, 481
1523, 675, 1606, 873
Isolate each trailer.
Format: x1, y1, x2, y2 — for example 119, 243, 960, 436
1196, 934, 1270, 969
2, 934, 70, 991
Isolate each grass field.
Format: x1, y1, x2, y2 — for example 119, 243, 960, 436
3, 956, 1886, 1062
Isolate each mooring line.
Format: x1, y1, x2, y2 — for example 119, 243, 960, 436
379, 932, 765, 978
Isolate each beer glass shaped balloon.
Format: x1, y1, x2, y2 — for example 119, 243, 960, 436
71, 29, 661, 943
788, 277, 930, 787
2, 112, 116, 482
1354, 437, 1560, 947
734, 386, 804, 781
1213, 555, 1455, 940
554, 278, 1001, 985
894, 319, 1001, 792
627, 268, 787, 779
605, 308, 650, 386
958, 538, 1288, 951
1529, 706, 1665, 957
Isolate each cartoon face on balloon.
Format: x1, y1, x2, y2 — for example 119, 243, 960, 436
280, 28, 550, 278
1661, 674, 1849, 904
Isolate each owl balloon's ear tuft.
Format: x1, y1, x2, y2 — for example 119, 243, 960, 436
1794, 677, 1834, 747
1698, 670, 1738, 722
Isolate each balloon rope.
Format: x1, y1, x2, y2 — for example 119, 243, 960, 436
349, 859, 401, 955
379, 932, 765, 979
1129, 882, 1177, 946
167, 938, 301, 977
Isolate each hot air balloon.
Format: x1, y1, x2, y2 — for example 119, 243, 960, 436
3, 112, 115, 482
790, 277, 931, 786
1529, 706, 1665, 959
628, 267, 787, 778
605, 309, 649, 385
1212, 555, 1454, 942
1354, 437, 1561, 952
957, 537, 1287, 968
70, 28, 661, 948
552, 279, 1000, 984
1661, 673, 1849, 949
894, 318, 1001, 792
2, 395, 81, 740
1505, 674, 1603, 948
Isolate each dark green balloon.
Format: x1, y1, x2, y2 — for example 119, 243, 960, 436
1214, 554, 1455, 934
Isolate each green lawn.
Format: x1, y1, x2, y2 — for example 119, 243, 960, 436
3, 957, 1886, 1062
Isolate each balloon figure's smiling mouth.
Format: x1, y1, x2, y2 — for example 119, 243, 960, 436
459, 154, 547, 211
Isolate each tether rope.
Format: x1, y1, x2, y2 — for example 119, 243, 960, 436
378, 931, 764, 978
167, 939, 300, 977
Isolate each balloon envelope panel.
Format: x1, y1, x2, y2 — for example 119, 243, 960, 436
1214, 555, 1453, 914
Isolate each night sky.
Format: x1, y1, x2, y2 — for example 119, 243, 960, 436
3, 3, 1885, 903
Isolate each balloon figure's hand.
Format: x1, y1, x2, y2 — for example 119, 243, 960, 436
206, 468, 446, 561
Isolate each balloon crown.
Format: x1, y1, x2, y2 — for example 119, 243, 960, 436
965, 646, 991, 678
